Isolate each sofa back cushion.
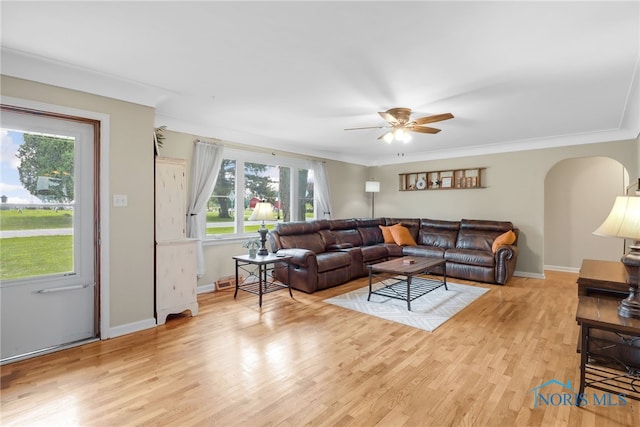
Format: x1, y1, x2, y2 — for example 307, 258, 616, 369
329, 219, 363, 247
274, 221, 328, 254
456, 219, 515, 252
356, 218, 385, 246
418, 219, 460, 249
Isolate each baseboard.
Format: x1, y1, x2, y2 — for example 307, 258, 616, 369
513, 270, 546, 279
544, 265, 580, 273
109, 318, 157, 339
197, 283, 216, 294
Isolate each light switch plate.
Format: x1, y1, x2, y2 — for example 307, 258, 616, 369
113, 194, 128, 207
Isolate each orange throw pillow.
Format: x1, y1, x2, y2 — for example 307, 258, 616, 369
492, 230, 516, 253
379, 225, 396, 244
389, 225, 417, 246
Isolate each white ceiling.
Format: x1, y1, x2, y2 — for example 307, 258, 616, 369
1, 1, 639, 166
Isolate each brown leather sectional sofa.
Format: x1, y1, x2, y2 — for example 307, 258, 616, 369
268, 218, 519, 294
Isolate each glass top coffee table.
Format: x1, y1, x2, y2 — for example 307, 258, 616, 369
367, 256, 447, 311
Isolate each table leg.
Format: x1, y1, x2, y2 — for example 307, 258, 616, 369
367, 268, 373, 301
258, 264, 264, 307
234, 259, 239, 299
287, 261, 293, 298
407, 275, 412, 311
443, 262, 448, 291
577, 323, 588, 407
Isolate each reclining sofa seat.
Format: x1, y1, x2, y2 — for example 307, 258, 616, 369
447, 219, 518, 284
268, 217, 519, 293
268, 220, 351, 293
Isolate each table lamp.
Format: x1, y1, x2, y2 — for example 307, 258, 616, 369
593, 196, 640, 318
250, 201, 274, 256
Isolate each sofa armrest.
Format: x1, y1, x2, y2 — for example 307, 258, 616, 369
495, 245, 519, 284
276, 248, 317, 268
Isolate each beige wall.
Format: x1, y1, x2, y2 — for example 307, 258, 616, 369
544, 157, 627, 270
366, 140, 637, 277
1, 75, 156, 329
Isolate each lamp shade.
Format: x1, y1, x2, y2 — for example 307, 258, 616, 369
249, 202, 274, 221
593, 196, 640, 240
365, 181, 380, 193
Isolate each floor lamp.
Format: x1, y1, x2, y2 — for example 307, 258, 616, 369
593, 196, 640, 319
365, 181, 380, 218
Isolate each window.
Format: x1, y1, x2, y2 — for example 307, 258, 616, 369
205, 149, 315, 239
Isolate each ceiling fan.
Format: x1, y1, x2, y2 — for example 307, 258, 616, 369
345, 108, 454, 143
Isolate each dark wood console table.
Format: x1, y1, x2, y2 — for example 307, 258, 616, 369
575, 296, 640, 405
578, 259, 629, 298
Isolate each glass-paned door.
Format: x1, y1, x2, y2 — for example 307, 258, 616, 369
0, 107, 97, 363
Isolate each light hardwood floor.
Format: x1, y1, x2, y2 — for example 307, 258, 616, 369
1, 271, 639, 426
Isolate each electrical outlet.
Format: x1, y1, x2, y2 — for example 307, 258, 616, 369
113, 194, 128, 207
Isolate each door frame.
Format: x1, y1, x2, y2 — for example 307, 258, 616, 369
2, 96, 111, 341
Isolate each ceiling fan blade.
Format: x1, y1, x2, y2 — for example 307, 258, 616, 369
377, 131, 394, 141
344, 125, 387, 131
413, 113, 454, 125
378, 111, 400, 125
407, 125, 441, 134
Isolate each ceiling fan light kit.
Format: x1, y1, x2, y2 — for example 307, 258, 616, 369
345, 107, 454, 143
382, 128, 412, 144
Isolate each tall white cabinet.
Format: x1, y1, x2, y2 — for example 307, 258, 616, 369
155, 157, 198, 325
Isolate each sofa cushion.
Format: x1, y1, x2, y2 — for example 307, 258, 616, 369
279, 233, 326, 254
316, 251, 352, 273
328, 219, 363, 247
390, 225, 417, 246
419, 219, 460, 249
335, 229, 363, 247
360, 244, 388, 263
445, 248, 495, 267
492, 230, 516, 253
379, 225, 395, 243
402, 245, 445, 258
384, 243, 404, 257
385, 218, 420, 242
456, 219, 514, 252
358, 225, 384, 246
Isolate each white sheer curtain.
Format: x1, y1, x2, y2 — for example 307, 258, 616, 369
186, 140, 224, 277
311, 160, 333, 219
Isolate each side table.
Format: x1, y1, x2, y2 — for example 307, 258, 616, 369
575, 296, 640, 405
232, 253, 292, 307
577, 259, 629, 298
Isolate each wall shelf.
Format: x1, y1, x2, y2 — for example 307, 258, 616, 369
399, 168, 485, 191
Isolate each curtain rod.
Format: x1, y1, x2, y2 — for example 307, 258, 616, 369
194, 139, 222, 146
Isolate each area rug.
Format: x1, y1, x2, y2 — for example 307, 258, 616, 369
323, 281, 489, 332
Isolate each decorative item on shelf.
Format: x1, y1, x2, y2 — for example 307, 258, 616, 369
593, 195, 640, 319
249, 201, 274, 256
398, 168, 485, 191
242, 238, 261, 258
365, 180, 380, 217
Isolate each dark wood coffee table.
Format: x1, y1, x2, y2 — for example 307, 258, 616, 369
367, 256, 447, 310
